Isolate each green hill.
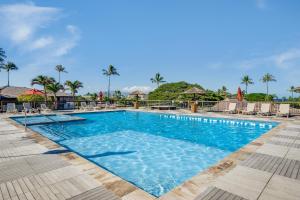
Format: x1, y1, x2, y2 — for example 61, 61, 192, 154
148, 81, 224, 101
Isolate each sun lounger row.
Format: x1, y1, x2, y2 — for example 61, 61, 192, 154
225, 102, 290, 117
79, 102, 116, 111
5, 103, 51, 114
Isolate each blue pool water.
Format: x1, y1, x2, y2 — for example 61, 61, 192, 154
13, 111, 278, 196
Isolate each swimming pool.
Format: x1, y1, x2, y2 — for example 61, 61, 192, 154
12, 111, 278, 197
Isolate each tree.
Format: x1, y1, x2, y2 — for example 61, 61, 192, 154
150, 73, 166, 87
102, 65, 119, 99
261, 73, 276, 101
113, 90, 122, 100
55, 65, 67, 84
64, 80, 83, 100
289, 86, 295, 100
0, 48, 6, 66
46, 82, 62, 102
31, 75, 55, 102
0, 62, 18, 86
221, 86, 227, 97
241, 75, 254, 94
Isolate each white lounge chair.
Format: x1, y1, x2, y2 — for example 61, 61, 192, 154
89, 102, 101, 110
80, 102, 91, 111
276, 104, 290, 118
6, 103, 18, 114
40, 104, 51, 113
224, 103, 237, 114
23, 103, 37, 113
258, 103, 271, 116
242, 103, 256, 115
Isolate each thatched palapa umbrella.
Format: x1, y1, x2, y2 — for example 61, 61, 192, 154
294, 87, 300, 93
130, 90, 145, 100
183, 87, 205, 100
129, 90, 145, 109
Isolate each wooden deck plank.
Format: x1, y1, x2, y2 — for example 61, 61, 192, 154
66, 186, 120, 200
194, 187, 247, 200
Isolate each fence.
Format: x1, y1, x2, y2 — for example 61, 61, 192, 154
1, 99, 300, 115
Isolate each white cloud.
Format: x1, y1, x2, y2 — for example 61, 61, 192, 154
122, 86, 153, 93
272, 49, 300, 68
0, 3, 59, 43
30, 36, 54, 50
53, 25, 80, 57
0, 2, 80, 71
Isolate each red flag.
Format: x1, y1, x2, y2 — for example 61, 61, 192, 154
237, 87, 243, 101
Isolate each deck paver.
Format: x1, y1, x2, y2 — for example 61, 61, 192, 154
256, 143, 289, 157
259, 175, 300, 200
213, 166, 272, 200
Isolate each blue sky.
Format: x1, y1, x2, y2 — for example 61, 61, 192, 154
0, 0, 300, 97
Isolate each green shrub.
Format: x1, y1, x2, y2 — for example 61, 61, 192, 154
245, 93, 274, 101
17, 94, 45, 102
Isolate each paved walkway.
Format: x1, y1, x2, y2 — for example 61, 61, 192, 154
1, 112, 300, 200
194, 122, 300, 200
0, 119, 120, 200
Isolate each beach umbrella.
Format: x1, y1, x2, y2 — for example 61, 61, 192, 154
99, 91, 103, 101
24, 89, 44, 95
129, 90, 145, 100
237, 87, 243, 101
183, 87, 205, 100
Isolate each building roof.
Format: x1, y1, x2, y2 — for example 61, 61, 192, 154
0, 86, 30, 98
0, 86, 72, 98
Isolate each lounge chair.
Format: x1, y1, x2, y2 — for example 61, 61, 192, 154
242, 103, 256, 115
80, 102, 91, 111
89, 102, 101, 110
23, 103, 37, 113
224, 103, 237, 114
276, 104, 290, 118
6, 103, 18, 114
258, 103, 271, 116
40, 104, 51, 113
105, 103, 117, 109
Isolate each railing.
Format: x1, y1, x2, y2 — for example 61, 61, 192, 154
1, 99, 300, 115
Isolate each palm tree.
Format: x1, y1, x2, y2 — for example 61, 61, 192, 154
241, 75, 254, 94
46, 82, 62, 102
289, 86, 295, 100
46, 82, 62, 109
113, 90, 122, 100
221, 86, 227, 97
102, 65, 119, 98
150, 73, 166, 88
31, 75, 55, 101
64, 80, 83, 100
261, 73, 276, 101
0, 62, 18, 86
0, 48, 6, 66
55, 65, 67, 84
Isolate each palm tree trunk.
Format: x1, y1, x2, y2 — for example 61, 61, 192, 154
246, 84, 248, 94
108, 76, 111, 99
58, 72, 61, 84
266, 82, 269, 101
43, 85, 48, 102
7, 71, 9, 86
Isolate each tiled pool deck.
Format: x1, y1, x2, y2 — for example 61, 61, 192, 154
0, 109, 300, 200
